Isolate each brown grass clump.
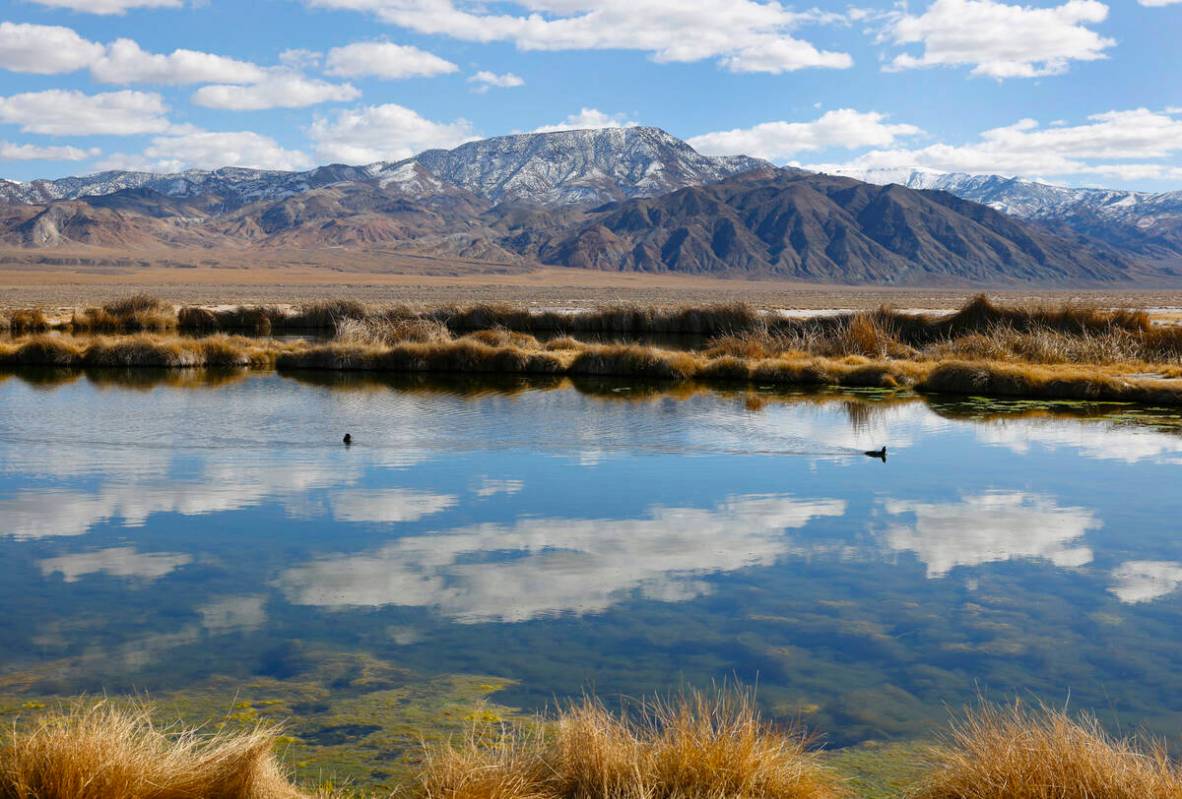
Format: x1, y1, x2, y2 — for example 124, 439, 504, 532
913, 701, 1182, 799
335, 317, 453, 346
0, 701, 304, 799
5, 309, 52, 334
73, 294, 176, 333
419, 688, 841, 799
0, 336, 84, 367
568, 345, 699, 380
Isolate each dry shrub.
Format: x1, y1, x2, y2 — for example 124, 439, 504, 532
913, 701, 1182, 799
286, 300, 368, 330
7, 309, 51, 334
336, 317, 452, 346
544, 337, 584, 351
462, 329, 540, 349
568, 346, 700, 381
73, 295, 175, 333
419, 688, 840, 799
0, 336, 83, 367
0, 701, 304, 799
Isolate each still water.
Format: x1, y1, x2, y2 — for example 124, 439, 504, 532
2, 370, 1182, 779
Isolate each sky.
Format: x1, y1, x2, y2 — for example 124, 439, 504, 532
0, 0, 1180, 190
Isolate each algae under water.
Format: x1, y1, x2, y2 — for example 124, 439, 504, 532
2, 371, 1182, 788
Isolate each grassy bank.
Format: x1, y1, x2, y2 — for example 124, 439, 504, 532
4, 296, 1182, 405
4, 692, 1181, 799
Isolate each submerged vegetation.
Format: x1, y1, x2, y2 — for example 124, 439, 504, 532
4, 295, 1182, 404
5, 691, 1182, 799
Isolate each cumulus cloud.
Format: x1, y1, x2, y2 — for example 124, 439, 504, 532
1110, 561, 1182, 604
97, 130, 312, 172
0, 24, 266, 85
1, 140, 99, 160
882, 0, 1114, 78
0, 22, 105, 74
306, 0, 853, 74
39, 547, 192, 583
0, 89, 169, 136
533, 107, 636, 133
309, 103, 479, 163
193, 71, 360, 110
468, 70, 525, 92
883, 492, 1100, 578
809, 108, 1182, 183
688, 109, 922, 162
27, 0, 183, 12
329, 488, 458, 523
279, 493, 847, 622
325, 41, 458, 78
91, 39, 267, 84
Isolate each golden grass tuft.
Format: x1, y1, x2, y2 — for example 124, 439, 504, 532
72, 294, 176, 333
0, 701, 304, 799
419, 688, 842, 799
913, 701, 1182, 799
5, 309, 51, 334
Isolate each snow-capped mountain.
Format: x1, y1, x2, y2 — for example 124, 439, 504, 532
402, 127, 769, 205
0, 127, 769, 209
828, 167, 1182, 261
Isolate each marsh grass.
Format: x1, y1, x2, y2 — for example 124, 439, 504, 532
72, 294, 176, 333
0, 701, 303, 799
419, 688, 841, 799
913, 701, 1182, 799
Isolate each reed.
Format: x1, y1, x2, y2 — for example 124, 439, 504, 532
0, 701, 303, 799
912, 701, 1182, 799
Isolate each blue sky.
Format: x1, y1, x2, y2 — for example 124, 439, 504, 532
1, 0, 1180, 189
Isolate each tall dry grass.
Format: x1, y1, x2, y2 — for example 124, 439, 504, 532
913, 701, 1182, 799
419, 688, 841, 799
72, 294, 176, 333
0, 701, 304, 799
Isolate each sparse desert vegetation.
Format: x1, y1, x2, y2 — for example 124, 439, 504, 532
5, 295, 1182, 404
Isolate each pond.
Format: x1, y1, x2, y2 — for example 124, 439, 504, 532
2, 369, 1182, 784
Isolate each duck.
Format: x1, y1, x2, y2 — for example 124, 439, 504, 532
343, 433, 353, 446
864, 446, 886, 462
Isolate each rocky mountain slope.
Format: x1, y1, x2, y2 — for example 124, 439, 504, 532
833, 168, 1182, 265
0, 128, 1174, 285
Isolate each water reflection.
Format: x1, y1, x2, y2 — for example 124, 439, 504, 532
39, 547, 192, 583
882, 492, 1099, 578
978, 419, 1182, 464
279, 494, 846, 622
1110, 561, 1182, 604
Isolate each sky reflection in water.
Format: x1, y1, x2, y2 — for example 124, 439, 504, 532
2, 372, 1182, 744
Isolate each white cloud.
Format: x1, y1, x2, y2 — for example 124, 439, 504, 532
473, 478, 524, 498
1138, 0, 1182, 6
0, 22, 105, 74
883, 492, 1100, 578
309, 103, 479, 163
1110, 561, 1182, 604
197, 595, 267, 632
883, 0, 1114, 78
279, 493, 846, 622
809, 108, 1182, 183
307, 0, 853, 74
27, 0, 183, 12
98, 130, 312, 172
468, 70, 525, 92
0, 89, 169, 136
533, 107, 636, 133
0, 24, 264, 86
325, 41, 458, 79
0, 141, 99, 161
91, 38, 266, 85
39, 547, 191, 583
193, 71, 360, 110
329, 488, 458, 522
688, 109, 922, 162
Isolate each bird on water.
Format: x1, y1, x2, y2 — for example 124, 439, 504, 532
864, 446, 886, 462
343, 433, 352, 446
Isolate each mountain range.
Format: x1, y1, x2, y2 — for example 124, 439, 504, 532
1, 127, 1178, 286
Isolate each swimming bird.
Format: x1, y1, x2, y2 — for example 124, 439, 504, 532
864, 446, 886, 462
343, 433, 352, 446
